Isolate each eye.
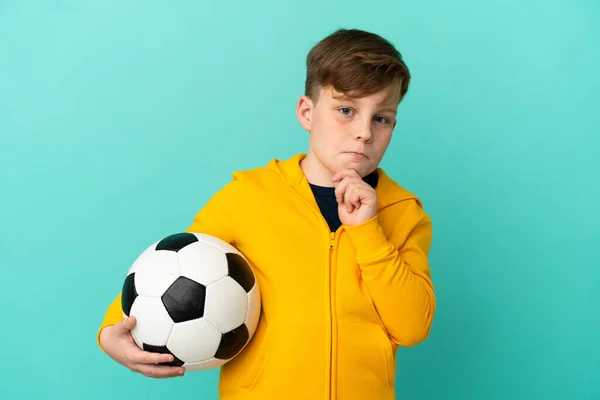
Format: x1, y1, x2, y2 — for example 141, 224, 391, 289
338, 107, 353, 116
374, 116, 390, 124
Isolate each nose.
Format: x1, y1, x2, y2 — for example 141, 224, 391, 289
353, 120, 373, 143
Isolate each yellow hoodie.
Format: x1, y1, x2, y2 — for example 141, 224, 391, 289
97, 153, 435, 400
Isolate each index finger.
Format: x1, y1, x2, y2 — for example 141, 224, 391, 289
332, 168, 361, 182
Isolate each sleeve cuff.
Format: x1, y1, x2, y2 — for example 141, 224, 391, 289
343, 215, 395, 262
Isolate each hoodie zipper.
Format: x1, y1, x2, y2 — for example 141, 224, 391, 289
328, 230, 339, 400
285, 186, 339, 400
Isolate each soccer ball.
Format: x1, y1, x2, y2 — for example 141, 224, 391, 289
121, 232, 261, 372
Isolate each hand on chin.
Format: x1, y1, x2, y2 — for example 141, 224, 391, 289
331, 169, 377, 226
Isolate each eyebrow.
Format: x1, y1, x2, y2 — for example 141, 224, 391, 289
378, 107, 397, 114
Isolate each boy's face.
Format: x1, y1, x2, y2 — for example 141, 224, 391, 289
296, 84, 399, 185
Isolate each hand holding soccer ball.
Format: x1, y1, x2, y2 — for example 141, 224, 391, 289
100, 316, 185, 378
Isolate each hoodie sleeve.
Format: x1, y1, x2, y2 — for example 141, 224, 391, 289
95, 178, 240, 351
343, 200, 435, 347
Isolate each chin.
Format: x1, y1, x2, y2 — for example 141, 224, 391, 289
331, 155, 369, 175
342, 165, 369, 177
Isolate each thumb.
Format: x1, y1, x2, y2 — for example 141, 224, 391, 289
117, 316, 136, 334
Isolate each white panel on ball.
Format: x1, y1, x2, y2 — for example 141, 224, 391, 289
130, 328, 143, 349
245, 283, 261, 338
167, 318, 222, 363
129, 246, 180, 297
177, 241, 229, 286
184, 358, 226, 372
129, 297, 175, 346
192, 233, 242, 255
204, 276, 248, 333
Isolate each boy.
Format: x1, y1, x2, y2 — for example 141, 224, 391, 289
97, 28, 435, 400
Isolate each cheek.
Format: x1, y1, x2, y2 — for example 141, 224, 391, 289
376, 129, 393, 146
315, 120, 344, 146
372, 130, 392, 157
322, 115, 345, 133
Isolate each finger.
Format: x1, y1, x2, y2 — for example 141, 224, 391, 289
348, 186, 366, 212
332, 169, 360, 182
335, 175, 363, 202
126, 347, 175, 365
350, 188, 362, 210
335, 179, 352, 208
116, 316, 136, 334
334, 179, 350, 203
111, 317, 133, 337
135, 363, 185, 379
344, 186, 356, 212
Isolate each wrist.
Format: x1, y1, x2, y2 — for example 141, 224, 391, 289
344, 215, 393, 261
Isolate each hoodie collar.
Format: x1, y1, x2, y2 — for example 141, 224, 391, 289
268, 153, 421, 211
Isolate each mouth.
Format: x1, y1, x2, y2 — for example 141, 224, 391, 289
344, 151, 368, 159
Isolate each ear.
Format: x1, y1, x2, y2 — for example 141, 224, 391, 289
296, 95, 313, 131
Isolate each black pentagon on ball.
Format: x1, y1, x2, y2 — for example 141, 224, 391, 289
215, 323, 250, 360
156, 232, 198, 252
226, 253, 255, 293
121, 273, 138, 317
143, 344, 184, 367
162, 276, 206, 323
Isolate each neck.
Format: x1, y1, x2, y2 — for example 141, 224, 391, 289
300, 152, 335, 187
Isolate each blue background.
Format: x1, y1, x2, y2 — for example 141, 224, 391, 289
1, 0, 598, 399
